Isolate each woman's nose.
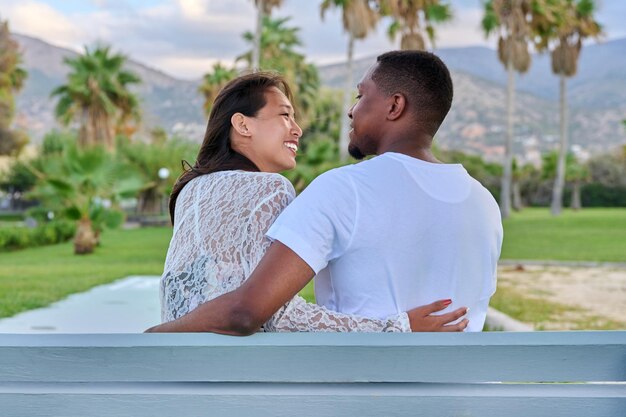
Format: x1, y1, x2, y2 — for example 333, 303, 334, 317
291, 119, 302, 137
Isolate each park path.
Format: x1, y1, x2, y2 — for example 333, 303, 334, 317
497, 263, 626, 330
0, 276, 160, 333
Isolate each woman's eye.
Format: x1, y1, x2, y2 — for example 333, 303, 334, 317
355, 95, 362, 100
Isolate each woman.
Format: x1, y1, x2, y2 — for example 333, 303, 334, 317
153, 72, 467, 333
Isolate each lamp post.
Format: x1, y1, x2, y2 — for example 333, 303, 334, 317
157, 168, 170, 216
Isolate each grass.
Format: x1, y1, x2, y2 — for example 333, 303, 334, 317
0, 207, 624, 320
501, 208, 626, 263
0, 213, 24, 222
0, 227, 171, 318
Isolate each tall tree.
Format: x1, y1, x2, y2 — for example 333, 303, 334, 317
321, 0, 379, 160
240, 16, 320, 128
252, 0, 284, 71
0, 19, 28, 156
533, 0, 601, 215
380, 0, 453, 50
566, 158, 589, 210
198, 63, 238, 117
51, 45, 141, 151
482, 0, 533, 219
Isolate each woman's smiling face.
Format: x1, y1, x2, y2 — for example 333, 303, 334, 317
243, 87, 302, 173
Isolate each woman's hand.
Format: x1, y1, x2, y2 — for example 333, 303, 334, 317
407, 299, 469, 332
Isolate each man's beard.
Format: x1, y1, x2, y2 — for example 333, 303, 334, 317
348, 143, 366, 160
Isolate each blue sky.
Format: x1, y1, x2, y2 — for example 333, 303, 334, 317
2, 0, 624, 79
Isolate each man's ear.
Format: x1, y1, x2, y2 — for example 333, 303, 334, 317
387, 93, 407, 121
231, 113, 252, 137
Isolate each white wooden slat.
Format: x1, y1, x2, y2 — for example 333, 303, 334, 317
1, 386, 624, 417
0, 332, 624, 383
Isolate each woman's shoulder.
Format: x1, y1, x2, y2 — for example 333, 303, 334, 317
190, 170, 294, 198
230, 171, 295, 195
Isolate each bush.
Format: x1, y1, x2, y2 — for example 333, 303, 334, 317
0, 220, 76, 252
581, 184, 626, 207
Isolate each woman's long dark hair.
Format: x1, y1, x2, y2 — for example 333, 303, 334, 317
169, 72, 293, 225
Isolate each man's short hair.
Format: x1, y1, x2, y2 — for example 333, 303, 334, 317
372, 50, 453, 136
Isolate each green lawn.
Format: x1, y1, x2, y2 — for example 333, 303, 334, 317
0, 227, 171, 318
0, 207, 624, 319
501, 208, 626, 263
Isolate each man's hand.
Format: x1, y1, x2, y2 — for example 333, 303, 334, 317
407, 299, 469, 332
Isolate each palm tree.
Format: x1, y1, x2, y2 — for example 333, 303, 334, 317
239, 16, 320, 129
320, 0, 379, 160
198, 63, 238, 116
566, 158, 589, 210
251, 0, 284, 71
0, 19, 28, 156
380, 0, 453, 50
482, 0, 533, 219
240, 16, 304, 69
51, 45, 141, 151
117, 134, 198, 216
28, 143, 142, 254
533, 0, 601, 215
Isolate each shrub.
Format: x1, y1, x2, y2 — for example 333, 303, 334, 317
0, 220, 76, 252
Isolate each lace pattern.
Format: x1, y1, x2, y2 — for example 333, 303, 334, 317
160, 171, 410, 332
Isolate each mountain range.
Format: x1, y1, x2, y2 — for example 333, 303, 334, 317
11, 33, 626, 163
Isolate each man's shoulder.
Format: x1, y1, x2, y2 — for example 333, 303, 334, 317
464, 176, 502, 221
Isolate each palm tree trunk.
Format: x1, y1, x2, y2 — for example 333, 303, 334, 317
339, 33, 354, 161
512, 180, 523, 211
571, 181, 582, 210
138, 188, 162, 215
252, 2, 264, 71
74, 217, 97, 255
79, 107, 90, 148
551, 73, 568, 216
500, 60, 515, 219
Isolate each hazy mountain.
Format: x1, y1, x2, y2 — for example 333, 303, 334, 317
319, 40, 626, 160
11, 33, 626, 163
321, 38, 626, 109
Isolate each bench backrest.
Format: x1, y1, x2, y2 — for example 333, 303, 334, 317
1, 331, 625, 416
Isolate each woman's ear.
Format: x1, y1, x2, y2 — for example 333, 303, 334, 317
231, 113, 252, 137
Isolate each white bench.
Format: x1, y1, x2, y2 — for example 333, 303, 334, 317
1, 332, 624, 416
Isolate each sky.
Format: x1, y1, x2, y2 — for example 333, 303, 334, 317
1, 0, 625, 80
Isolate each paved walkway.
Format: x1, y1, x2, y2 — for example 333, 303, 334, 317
0, 276, 161, 333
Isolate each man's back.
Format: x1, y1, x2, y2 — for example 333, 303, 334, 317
268, 152, 503, 331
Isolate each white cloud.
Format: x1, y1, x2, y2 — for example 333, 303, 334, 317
2, 0, 85, 50
2, 0, 621, 80
151, 55, 229, 79
177, 0, 211, 20
435, 8, 490, 48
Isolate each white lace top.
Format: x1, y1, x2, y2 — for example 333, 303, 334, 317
160, 170, 410, 332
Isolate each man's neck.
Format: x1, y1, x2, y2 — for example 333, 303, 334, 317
379, 137, 441, 164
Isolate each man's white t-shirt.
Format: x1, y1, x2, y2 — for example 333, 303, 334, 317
266, 152, 503, 331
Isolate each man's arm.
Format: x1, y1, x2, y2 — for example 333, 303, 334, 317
146, 241, 469, 334
146, 241, 314, 335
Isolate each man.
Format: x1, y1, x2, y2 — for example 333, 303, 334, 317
147, 51, 502, 334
